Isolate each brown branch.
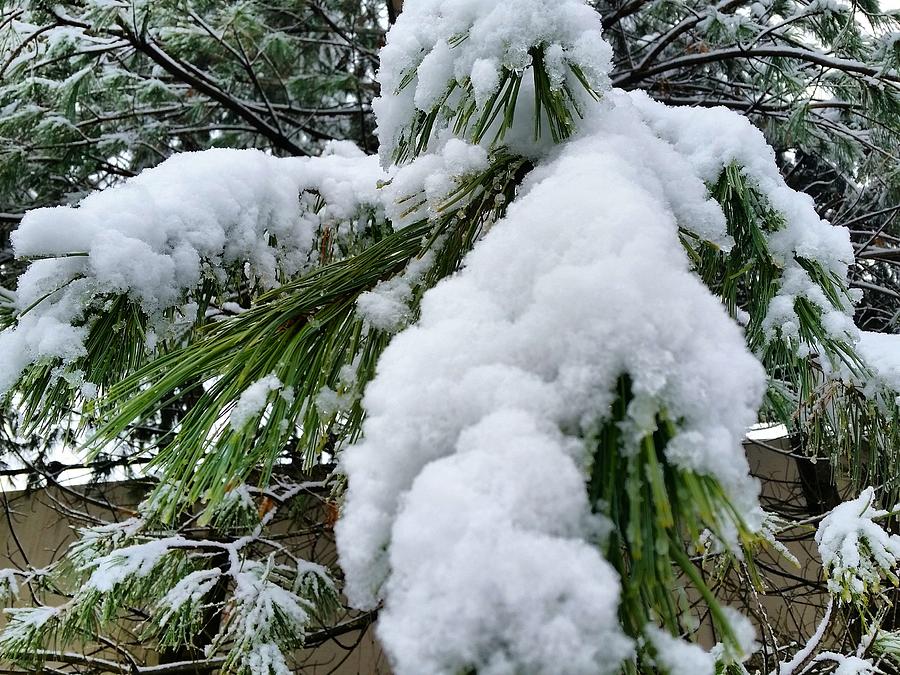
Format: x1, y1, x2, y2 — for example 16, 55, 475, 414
387, 0, 403, 24
615, 45, 900, 88
50, 9, 309, 156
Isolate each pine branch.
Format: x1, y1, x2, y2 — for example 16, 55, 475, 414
615, 46, 900, 87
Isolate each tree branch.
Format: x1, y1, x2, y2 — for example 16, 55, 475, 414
615, 45, 900, 87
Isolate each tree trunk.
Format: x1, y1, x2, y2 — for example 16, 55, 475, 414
388, 0, 403, 23
791, 435, 841, 515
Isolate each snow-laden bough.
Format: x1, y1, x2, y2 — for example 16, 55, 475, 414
0, 144, 385, 393
0, 0, 887, 672
337, 90, 774, 673
336, 0, 862, 673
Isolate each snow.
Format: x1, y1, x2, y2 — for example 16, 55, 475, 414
295, 560, 335, 597
222, 561, 316, 674
630, 91, 857, 346
720, 605, 759, 661
230, 374, 283, 431
219, 483, 257, 512
338, 90, 783, 672
373, 0, 612, 163
66, 517, 144, 569
156, 569, 221, 627
0, 570, 19, 602
84, 538, 176, 593
791, 0, 851, 18
470, 57, 500, 102
79, 381, 99, 400
381, 138, 489, 230
857, 331, 900, 393
815, 487, 900, 601
647, 625, 715, 675
376, 410, 633, 674
356, 250, 434, 332
779, 598, 833, 675
0, 147, 384, 394
0, 605, 60, 646
243, 642, 292, 675
816, 653, 876, 675
14, 605, 57, 628
331, 1, 873, 666
230, 563, 313, 631
328, 2, 877, 665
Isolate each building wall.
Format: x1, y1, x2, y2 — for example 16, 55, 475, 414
0, 480, 389, 674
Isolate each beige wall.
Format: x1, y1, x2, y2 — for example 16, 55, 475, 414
0, 481, 389, 674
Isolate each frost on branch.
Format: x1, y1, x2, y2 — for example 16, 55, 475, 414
0, 606, 60, 659
815, 653, 876, 675
0, 482, 336, 673
213, 559, 326, 675
816, 487, 900, 602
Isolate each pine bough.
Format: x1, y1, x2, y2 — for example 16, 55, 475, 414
1, 0, 900, 673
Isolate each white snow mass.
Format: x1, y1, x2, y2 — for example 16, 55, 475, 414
0, 147, 385, 393
337, 89, 783, 673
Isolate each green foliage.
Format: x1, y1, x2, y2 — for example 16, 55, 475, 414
604, 0, 900, 247
0, 0, 383, 215
0, 0, 898, 672
394, 43, 602, 163
588, 375, 757, 670
681, 163, 900, 501
82, 150, 533, 515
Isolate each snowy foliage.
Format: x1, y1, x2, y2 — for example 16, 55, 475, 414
631, 94, 857, 347
333, 0, 882, 669
816, 487, 900, 602
215, 560, 318, 675
0, 147, 384, 393
0, 569, 19, 603
0, 0, 899, 672
0, 482, 336, 673
338, 88, 775, 636
355, 249, 434, 332
374, 0, 612, 161
816, 653, 877, 675
0, 0, 385, 220
0, 606, 60, 657
155, 568, 222, 628
84, 538, 177, 593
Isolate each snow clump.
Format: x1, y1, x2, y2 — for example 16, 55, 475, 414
816, 487, 900, 602
338, 92, 773, 674
0, 148, 384, 394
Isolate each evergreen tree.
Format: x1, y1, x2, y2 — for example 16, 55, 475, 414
0, 0, 384, 491
0, 0, 899, 673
